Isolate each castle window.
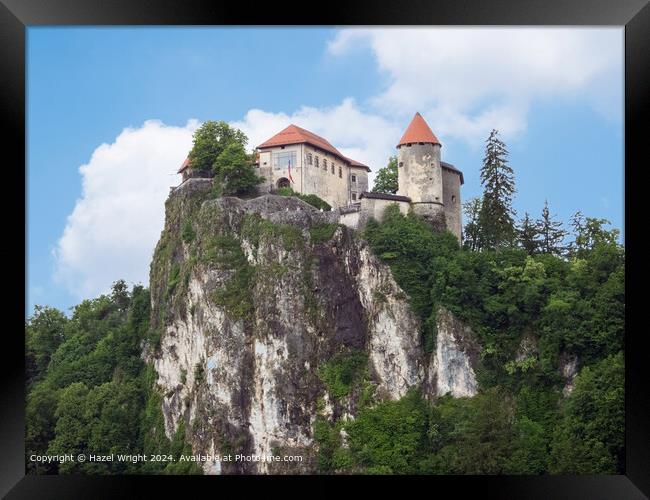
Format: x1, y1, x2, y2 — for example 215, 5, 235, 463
315, 156, 319, 168
331, 164, 335, 174
452, 195, 457, 204
323, 159, 328, 170
352, 192, 357, 201
338, 167, 342, 178
272, 151, 297, 170
307, 153, 313, 165
351, 174, 357, 183
399, 162, 403, 168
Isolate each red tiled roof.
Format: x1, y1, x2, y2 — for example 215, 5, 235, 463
397, 112, 441, 147
258, 124, 347, 161
258, 124, 372, 171
178, 157, 190, 173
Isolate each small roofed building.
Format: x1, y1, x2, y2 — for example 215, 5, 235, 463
255, 124, 371, 208
177, 156, 214, 183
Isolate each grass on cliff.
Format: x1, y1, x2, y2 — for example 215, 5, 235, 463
318, 349, 368, 400
241, 213, 304, 251
275, 187, 332, 211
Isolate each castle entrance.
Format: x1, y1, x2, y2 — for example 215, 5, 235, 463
277, 178, 291, 189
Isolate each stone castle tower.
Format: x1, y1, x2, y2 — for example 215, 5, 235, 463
396, 112, 463, 238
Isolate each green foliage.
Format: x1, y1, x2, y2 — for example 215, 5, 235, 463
318, 349, 367, 399
517, 212, 540, 255
549, 352, 624, 473
26, 305, 68, 386
188, 120, 248, 176
309, 223, 338, 244
213, 142, 263, 197
477, 129, 517, 250
568, 212, 621, 259
346, 390, 428, 474
275, 186, 332, 211
371, 155, 398, 194
166, 263, 181, 297
462, 196, 482, 251
241, 213, 304, 251
25, 283, 201, 475
360, 200, 624, 475
181, 218, 195, 243
536, 200, 568, 256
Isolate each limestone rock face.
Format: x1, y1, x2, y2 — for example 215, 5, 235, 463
559, 352, 579, 396
146, 181, 480, 474
426, 307, 480, 399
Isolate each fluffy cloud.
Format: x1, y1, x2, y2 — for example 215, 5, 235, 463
328, 27, 622, 144
54, 119, 198, 299
231, 98, 401, 185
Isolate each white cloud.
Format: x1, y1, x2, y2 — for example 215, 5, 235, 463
54, 119, 198, 299
231, 98, 401, 186
328, 27, 622, 144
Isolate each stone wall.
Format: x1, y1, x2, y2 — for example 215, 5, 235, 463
442, 167, 462, 241
397, 142, 443, 204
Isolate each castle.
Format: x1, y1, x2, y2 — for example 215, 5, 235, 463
177, 112, 463, 240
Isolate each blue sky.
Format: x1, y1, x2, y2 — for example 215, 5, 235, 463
27, 27, 624, 315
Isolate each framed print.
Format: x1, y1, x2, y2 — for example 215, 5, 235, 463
2, 0, 648, 497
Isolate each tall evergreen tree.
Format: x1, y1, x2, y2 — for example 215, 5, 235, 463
462, 197, 482, 251
477, 129, 517, 250
371, 156, 398, 194
536, 200, 567, 256
517, 212, 540, 255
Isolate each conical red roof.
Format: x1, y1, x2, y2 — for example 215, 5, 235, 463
397, 112, 441, 147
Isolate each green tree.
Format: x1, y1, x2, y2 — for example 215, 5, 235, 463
517, 212, 540, 255
187, 120, 248, 176
568, 211, 621, 258
549, 353, 624, 473
47, 382, 91, 473
371, 156, 398, 194
462, 197, 482, 251
536, 200, 567, 256
478, 129, 517, 250
345, 390, 428, 474
26, 306, 68, 385
213, 143, 263, 197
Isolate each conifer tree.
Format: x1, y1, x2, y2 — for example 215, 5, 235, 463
517, 212, 540, 255
477, 129, 517, 250
536, 200, 567, 256
462, 197, 482, 251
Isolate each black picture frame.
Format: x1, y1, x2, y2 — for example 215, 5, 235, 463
3, 0, 648, 497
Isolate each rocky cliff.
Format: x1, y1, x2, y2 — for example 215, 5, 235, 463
145, 179, 480, 474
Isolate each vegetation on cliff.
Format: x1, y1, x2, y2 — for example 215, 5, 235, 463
25, 282, 201, 474
352, 198, 624, 474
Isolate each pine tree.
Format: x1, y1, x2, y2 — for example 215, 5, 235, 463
462, 197, 482, 251
477, 129, 517, 250
536, 200, 567, 256
517, 212, 540, 255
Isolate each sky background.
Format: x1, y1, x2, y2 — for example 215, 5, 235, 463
27, 27, 624, 315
